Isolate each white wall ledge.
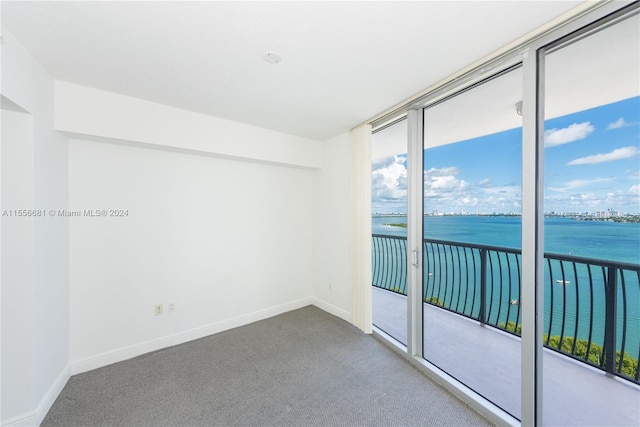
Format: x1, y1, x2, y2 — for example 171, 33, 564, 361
54, 81, 323, 169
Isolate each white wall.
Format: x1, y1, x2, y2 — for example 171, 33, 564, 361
1, 29, 70, 426
49, 81, 323, 372
68, 138, 315, 370
1, 108, 36, 424
312, 133, 351, 320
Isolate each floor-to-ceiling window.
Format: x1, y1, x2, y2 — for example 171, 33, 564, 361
541, 10, 640, 426
372, 118, 408, 345
422, 67, 523, 418
370, 3, 639, 424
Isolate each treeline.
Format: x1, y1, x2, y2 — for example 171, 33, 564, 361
575, 215, 640, 223
501, 321, 638, 380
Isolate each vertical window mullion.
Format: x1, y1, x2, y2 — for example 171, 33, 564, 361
406, 109, 424, 358
520, 47, 545, 426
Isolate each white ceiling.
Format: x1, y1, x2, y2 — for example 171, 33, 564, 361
1, 1, 587, 141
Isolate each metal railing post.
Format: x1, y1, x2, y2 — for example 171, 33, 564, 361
479, 249, 487, 325
604, 266, 618, 376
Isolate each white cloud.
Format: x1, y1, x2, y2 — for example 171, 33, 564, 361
608, 118, 626, 130
460, 196, 478, 206
545, 189, 640, 213
605, 191, 640, 210
423, 167, 522, 213
546, 180, 640, 213
423, 167, 473, 211
568, 193, 600, 208
548, 178, 613, 193
424, 167, 467, 196
567, 146, 639, 166
544, 122, 595, 147
482, 185, 522, 211
607, 117, 639, 130
483, 185, 521, 197
425, 166, 460, 177
371, 155, 407, 209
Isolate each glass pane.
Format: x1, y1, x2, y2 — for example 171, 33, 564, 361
372, 119, 408, 345
543, 12, 640, 426
423, 68, 523, 418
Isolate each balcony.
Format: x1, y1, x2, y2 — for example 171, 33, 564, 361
372, 234, 640, 425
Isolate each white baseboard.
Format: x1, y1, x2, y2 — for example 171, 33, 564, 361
70, 297, 315, 375
311, 297, 352, 323
35, 366, 71, 425
1, 412, 38, 427
1, 365, 70, 427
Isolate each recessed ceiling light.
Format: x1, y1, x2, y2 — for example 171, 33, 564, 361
263, 52, 282, 64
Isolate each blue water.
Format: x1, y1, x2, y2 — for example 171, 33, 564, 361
373, 215, 640, 264
373, 215, 640, 358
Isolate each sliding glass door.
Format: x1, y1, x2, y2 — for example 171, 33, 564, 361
372, 118, 408, 345
370, 3, 639, 424
422, 67, 523, 418
541, 10, 640, 426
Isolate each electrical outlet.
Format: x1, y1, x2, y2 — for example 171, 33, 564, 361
168, 302, 175, 313
155, 304, 163, 316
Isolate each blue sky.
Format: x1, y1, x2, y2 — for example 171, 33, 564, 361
372, 96, 640, 214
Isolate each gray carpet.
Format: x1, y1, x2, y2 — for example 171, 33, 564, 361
42, 306, 493, 426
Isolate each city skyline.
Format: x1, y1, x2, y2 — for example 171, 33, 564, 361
372, 96, 640, 215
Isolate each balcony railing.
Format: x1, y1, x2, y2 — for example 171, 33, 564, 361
372, 234, 640, 385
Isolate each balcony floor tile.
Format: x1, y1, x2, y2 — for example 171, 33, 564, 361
373, 287, 640, 426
